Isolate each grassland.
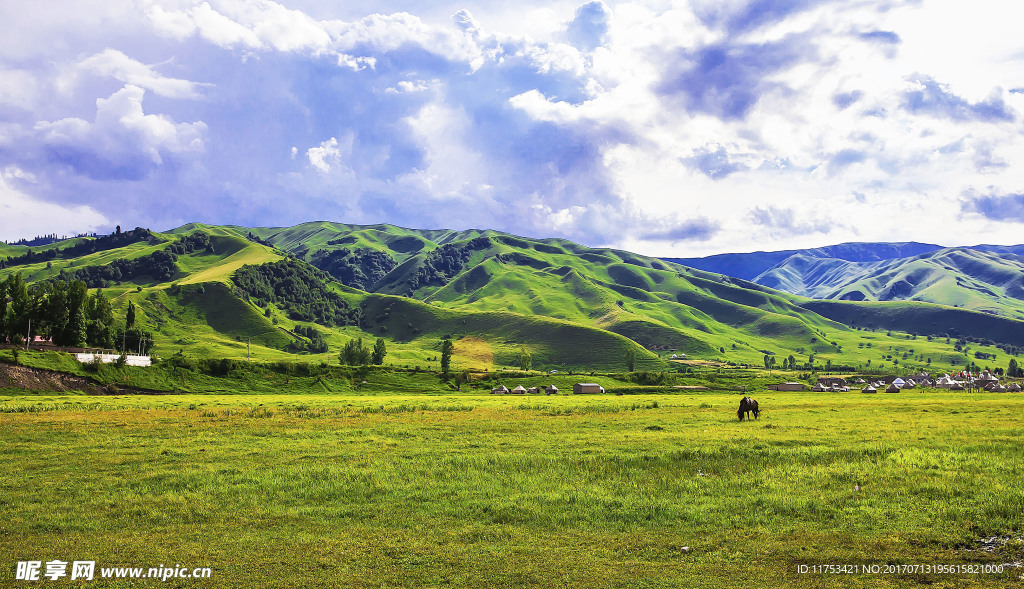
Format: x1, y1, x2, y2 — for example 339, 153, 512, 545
1, 387, 1022, 588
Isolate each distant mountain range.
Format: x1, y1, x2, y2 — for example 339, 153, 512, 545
3, 224, 1023, 372
666, 242, 1024, 321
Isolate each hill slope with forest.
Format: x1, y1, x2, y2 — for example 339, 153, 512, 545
2, 222, 1023, 375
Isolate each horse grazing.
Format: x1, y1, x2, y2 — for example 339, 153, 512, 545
737, 396, 760, 421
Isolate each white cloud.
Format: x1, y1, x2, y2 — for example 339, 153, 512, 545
34, 84, 206, 178
305, 135, 351, 173
0, 172, 109, 241
79, 49, 208, 99
6, 0, 1024, 255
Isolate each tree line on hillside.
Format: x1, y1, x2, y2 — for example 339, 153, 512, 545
56, 231, 213, 288
0, 227, 154, 269
407, 237, 492, 290
232, 259, 362, 327
0, 272, 151, 353
310, 248, 396, 291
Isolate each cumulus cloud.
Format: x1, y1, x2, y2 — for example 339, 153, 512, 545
34, 84, 206, 180
5, 0, 1024, 254
306, 136, 344, 173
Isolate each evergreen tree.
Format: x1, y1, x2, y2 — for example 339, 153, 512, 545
372, 337, 387, 365
0, 279, 6, 341
625, 348, 636, 372
5, 273, 28, 343
440, 338, 454, 376
1009, 358, 1020, 378
126, 300, 136, 330
68, 309, 87, 347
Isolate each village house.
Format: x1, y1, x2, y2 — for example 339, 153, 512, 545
573, 383, 605, 394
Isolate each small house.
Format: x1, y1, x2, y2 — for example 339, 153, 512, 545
861, 385, 877, 394
573, 383, 605, 394
491, 385, 509, 395
527, 387, 541, 394
545, 385, 559, 395
810, 383, 829, 392
1007, 383, 1021, 392
818, 377, 848, 387
511, 385, 527, 394
885, 383, 900, 393
976, 371, 999, 386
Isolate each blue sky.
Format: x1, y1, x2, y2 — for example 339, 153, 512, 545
1, 0, 1023, 256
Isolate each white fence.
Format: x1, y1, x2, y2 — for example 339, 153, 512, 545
75, 353, 152, 367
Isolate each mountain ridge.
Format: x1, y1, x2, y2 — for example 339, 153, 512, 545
2, 222, 1023, 374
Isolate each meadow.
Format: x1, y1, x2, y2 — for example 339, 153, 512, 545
1, 388, 1022, 587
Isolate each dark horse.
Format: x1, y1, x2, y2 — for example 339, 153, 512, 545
738, 396, 760, 421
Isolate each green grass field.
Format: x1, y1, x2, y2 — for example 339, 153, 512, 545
1, 388, 1022, 587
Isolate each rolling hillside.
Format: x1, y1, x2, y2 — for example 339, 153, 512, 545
753, 248, 1024, 320
3, 222, 1024, 373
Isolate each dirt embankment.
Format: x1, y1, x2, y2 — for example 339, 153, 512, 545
0, 362, 171, 395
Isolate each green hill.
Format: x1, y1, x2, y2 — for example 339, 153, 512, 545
4, 222, 1024, 374
755, 248, 1024, 320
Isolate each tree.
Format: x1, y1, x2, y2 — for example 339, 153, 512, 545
372, 337, 387, 365
454, 369, 470, 391
126, 300, 136, 330
0, 278, 6, 341
340, 337, 370, 366
625, 348, 636, 372
519, 348, 532, 371
440, 338, 454, 376
5, 273, 28, 343
1009, 358, 1021, 378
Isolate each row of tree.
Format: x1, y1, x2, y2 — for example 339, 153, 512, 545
339, 337, 387, 366
0, 227, 153, 269
1, 272, 149, 352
